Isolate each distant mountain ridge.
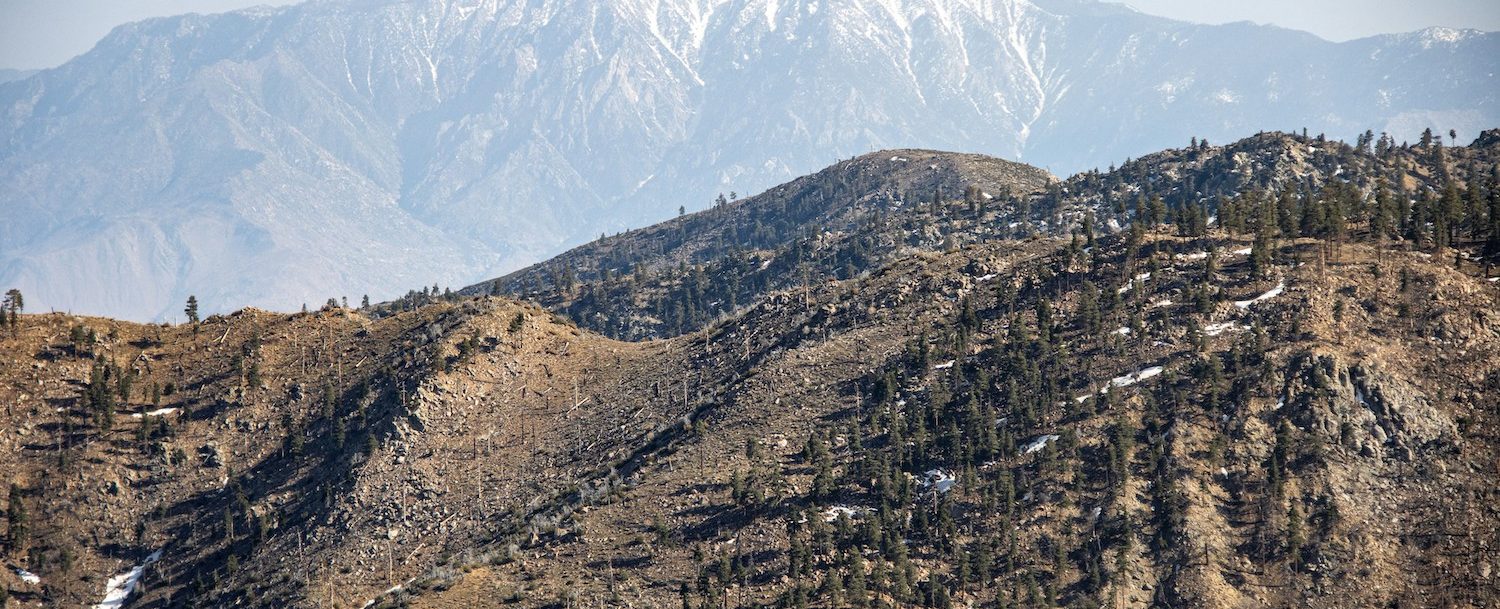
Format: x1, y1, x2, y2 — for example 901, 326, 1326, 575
1, 0, 1495, 320
0, 69, 38, 84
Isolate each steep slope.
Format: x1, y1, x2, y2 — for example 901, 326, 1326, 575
0, 298, 717, 607
376, 234, 1500, 609
1, 0, 1496, 321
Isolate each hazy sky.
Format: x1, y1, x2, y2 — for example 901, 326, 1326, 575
1, 0, 1498, 69
1111, 0, 1500, 41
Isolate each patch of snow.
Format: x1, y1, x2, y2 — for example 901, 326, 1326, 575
822, 506, 862, 522
129, 407, 178, 419
933, 360, 955, 370
921, 469, 956, 494
1077, 365, 1166, 401
1204, 321, 1244, 337
1022, 434, 1059, 455
1231, 247, 1253, 256
975, 273, 998, 282
1178, 251, 1209, 261
93, 549, 162, 609
1108, 366, 1163, 389
16, 568, 40, 584
1234, 280, 1285, 309
1113, 327, 1131, 336
1487, 277, 1498, 283
1423, 26, 1469, 43
1116, 272, 1152, 294
361, 585, 406, 609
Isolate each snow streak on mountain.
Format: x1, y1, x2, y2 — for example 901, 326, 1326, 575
1, 0, 1495, 319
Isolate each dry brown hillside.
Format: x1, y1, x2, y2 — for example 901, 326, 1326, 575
0, 298, 722, 607
390, 235, 1500, 609
1, 132, 1498, 609
1, 236, 1496, 609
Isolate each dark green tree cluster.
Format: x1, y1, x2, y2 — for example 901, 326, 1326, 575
81, 356, 133, 432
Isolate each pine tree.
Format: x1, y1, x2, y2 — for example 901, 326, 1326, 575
1251, 219, 1274, 280
1077, 281, 1101, 336
2, 288, 20, 333
847, 556, 869, 608
184, 295, 200, 324
1286, 502, 1304, 570
5, 484, 27, 555
1486, 173, 1500, 259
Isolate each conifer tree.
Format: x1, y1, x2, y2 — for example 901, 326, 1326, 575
5, 484, 27, 555
184, 295, 200, 325
2, 288, 20, 332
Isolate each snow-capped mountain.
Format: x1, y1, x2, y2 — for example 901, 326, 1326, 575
1, 0, 1494, 320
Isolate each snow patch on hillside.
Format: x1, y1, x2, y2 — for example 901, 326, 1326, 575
1022, 434, 1059, 454
1234, 280, 1285, 309
921, 469, 956, 493
93, 550, 162, 609
129, 407, 179, 419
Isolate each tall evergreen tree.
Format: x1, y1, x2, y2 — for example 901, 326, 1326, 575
5, 484, 26, 555
2, 288, 20, 332
184, 295, 200, 324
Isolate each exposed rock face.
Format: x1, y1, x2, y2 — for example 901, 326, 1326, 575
1473, 128, 1500, 148
1283, 356, 1459, 462
198, 443, 224, 468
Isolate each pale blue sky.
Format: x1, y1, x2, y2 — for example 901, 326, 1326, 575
1, 0, 1498, 70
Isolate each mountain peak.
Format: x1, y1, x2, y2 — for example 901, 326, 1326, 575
1, 0, 1494, 321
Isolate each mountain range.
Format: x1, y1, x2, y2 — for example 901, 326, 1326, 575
1, 0, 1496, 321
